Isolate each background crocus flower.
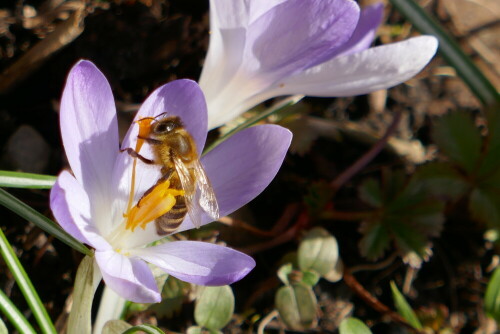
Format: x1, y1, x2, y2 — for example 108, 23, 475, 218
199, 0, 439, 129
50, 60, 292, 303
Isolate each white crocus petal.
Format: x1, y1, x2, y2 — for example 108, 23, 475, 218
51, 171, 112, 250
270, 35, 439, 97
95, 250, 161, 303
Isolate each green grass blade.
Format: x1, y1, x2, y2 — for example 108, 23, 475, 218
0, 171, 56, 189
203, 95, 303, 155
0, 228, 56, 334
390, 281, 423, 330
389, 0, 500, 107
0, 188, 91, 256
0, 289, 37, 334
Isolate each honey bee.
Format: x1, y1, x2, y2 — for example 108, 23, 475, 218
124, 114, 219, 235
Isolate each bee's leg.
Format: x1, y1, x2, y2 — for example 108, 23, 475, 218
120, 148, 155, 165
157, 168, 175, 183
137, 136, 163, 146
140, 168, 176, 199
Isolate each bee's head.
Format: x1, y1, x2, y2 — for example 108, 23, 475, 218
151, 116, 183, 137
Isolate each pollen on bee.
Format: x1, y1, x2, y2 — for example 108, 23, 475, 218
124, 179, 185, 232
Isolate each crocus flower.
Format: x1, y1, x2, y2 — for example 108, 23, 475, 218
199, 0, 439, 129
50, 60, 292, 303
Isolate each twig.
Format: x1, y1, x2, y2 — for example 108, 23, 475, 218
349, 252, 399, 274
343, 268, 420, 332
239, 210, 309, 255
330, 109, 403, 191
257, 309, 279, 334
0, 5, 85, 94
218, 203, 300, 237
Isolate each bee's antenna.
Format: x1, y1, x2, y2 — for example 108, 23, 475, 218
154, 111, 169, 119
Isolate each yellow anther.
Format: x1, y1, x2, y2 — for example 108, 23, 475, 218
124, 179, 185, 231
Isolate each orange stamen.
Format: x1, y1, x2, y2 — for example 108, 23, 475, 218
125, 117, 156, 215
124, 179, 185, 231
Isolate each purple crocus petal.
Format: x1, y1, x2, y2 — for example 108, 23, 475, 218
60, 60, 119, 204
245, 0, 360, 75
175, 124, 292, 233
270, 35, 439, 97
332, 3, 384, 58
132, 241, 255, 285
50, 171, 111, 250
95, 250, 161, 303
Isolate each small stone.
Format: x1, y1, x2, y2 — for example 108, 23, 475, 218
6, 125, 51, 173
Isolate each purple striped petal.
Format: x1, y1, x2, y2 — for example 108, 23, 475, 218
333, 3, 384, 57
245, 0, 360, 75
60, 60, 119, 205
133, 241, 255, 285
95, 250, 161, 303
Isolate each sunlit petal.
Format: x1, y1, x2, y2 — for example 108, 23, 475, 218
132, 241, 255, 286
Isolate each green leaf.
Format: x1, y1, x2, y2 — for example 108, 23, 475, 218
277, 263, 293, 285
432, 112, 482, 173
275, 283, 317, 330
122, 324, 165, 334
194, 286, 234, 330
485, 267, 500, 323
186, 327, 204, 334
388, 0, 500, 107
150, 276, 191, 318
390, 281, 423, 330
469, 187, 500, 228
187, 327, 222, 334
0, 289, 36, 334
391, 222, 431, 268
322, 258, 344, 283
298, 227, 339, 276
484, 104, 500, 157
359, 222, 391, 260
359, 178, 383, 207
0, 170, 56, 189
102, 320, 132, 334
68, 255, 97, 334
415, 162, 469, 201
0, 227, 56, 334
339, 317, 373, 334
0, 188, 91, 256
304, 181, 335, 217
301, 270, 320, 287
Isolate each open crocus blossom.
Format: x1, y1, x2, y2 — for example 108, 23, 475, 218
50, 60, 292, 303
200, 0, 439, 129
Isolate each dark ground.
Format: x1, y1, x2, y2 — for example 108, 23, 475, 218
0, 0, 499, 333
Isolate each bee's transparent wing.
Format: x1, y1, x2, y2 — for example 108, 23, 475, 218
191, 159, 219, 220
173, 156, 219, 228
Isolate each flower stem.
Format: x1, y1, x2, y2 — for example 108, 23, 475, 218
0, 227, 56, 334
